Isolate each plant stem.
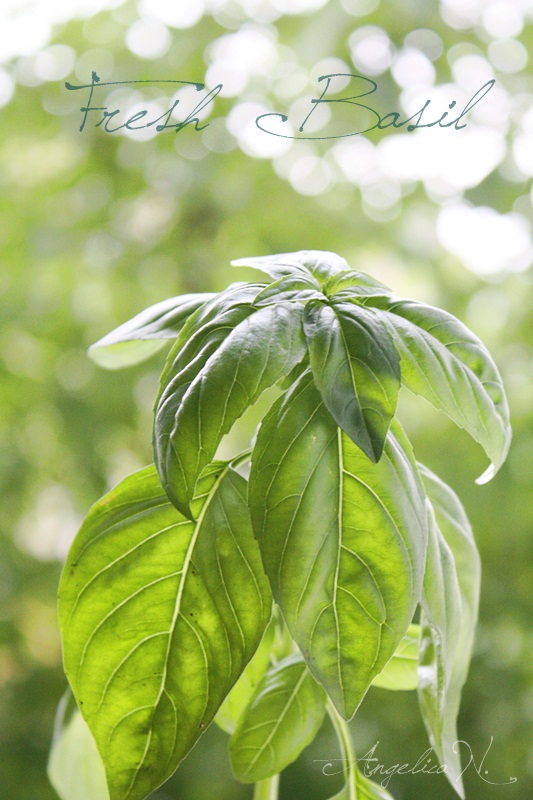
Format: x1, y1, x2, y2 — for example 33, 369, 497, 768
253, 774, 280, 800
326, 699, 357, 800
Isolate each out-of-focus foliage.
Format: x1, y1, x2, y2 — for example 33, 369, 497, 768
0, 0, 531, 798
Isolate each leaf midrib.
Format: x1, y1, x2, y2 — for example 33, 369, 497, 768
240, 663, 308, 778
123, 465, 230, 798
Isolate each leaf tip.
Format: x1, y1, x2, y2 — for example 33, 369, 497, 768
475, 462, 496, 485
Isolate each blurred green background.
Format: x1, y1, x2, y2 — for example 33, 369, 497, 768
0, 0, 532, 798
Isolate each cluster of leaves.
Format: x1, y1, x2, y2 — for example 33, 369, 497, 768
52, 251, 510, 800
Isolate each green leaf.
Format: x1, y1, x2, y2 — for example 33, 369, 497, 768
156, 302, 307, 518
418, 500, 462, 758
232, 253, 312, 281
371, 624, 420, 691
229, 654, 326, 782
59, 463, 272, 800
329, 770, 397, 800
323, 270, 391, 297
48, 691, 109, 800
156, 282, 266, 392
153, 284, 263, 513
215, 616, 276, 735
249, 371, 427, 719
417, 464, 481, 799
304, 299, 400, 461
253, 273, 323, 306
232, 249, 349, 285
88, 293, 215, 369
364, 295, 511, 483
355, 770, 397, 800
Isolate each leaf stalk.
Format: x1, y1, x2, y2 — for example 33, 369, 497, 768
253, 773, 280, 800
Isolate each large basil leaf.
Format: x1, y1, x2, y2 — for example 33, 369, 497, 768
48, 691, 109, 800
59, 463, 271, 800
249, 371, 427, 719
156, 302, 307, 518
417, 464, 481, 799
363, 295, 511, 483
371, 624, 420, 691
229, 654, 326, 782
88, 293, 214, 369
304, 299, 400, 462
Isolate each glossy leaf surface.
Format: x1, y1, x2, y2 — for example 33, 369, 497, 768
364, 295, 511, 483
232, 249, 349, 284
371, 624, 420, 691
48, 692, 109, 800
323, 269, 391, 297
59, 464, 271, 800
156, 302, 306, 517
88, 294, 214, 369
253, 273, 322, 306
304, 299, 400, 461
329, 770, 396, 800
154, 284, 263, 513
215, 617, 275, 735
417, 464, 481, 799
249, 371, 427, 718
229, 654, 326, 782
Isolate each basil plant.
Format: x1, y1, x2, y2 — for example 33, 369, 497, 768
50, 251, 511, 800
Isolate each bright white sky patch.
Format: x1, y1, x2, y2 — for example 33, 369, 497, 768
392, 48, 436, 89
348, 26, 394, 76
139, 0, 205, 29
126, 19, 171, 59
331, 137, 379, 185
16, 484, 82, 561
488, 38, 528, 74
271, 0, 329, 12
227, 101, 292, 158
0, 67, 14, 106
288, 153, 333, 195
482, 0, 524, 39
206, 24, 278, 98
378, 125, 505, 195
437, 203, 533, 275
513, 133, 533, 176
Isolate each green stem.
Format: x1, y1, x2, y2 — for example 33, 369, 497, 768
230, 449, 252, 469
326, 699, 357, 800
253, 774, 280, 800
271, 607, 295, 663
